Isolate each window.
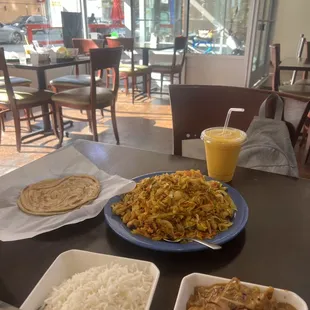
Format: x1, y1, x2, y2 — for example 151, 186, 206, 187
187, 0, 250, 55
86, 0, 126, 38
133, 0, 185, 44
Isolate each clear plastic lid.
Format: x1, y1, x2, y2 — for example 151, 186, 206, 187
201, 127, 247, 144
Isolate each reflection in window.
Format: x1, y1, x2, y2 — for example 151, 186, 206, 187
188, 0, 250, 56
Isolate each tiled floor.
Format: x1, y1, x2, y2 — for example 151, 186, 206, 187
1, 91, 310, 179
0, 94, 173, 176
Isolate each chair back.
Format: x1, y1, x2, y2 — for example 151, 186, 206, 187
291, 34, 306, 84
106, 37, 135, 72
172, 36, 187, 69
0, 48, 15, 108
302, 41, 310, 80
72, 38, 100, 54
169, 85, 310, 155
89, 47, 123, 108
270, 43, 280, 91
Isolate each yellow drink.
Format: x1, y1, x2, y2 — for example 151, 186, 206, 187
201, 127, 247, 182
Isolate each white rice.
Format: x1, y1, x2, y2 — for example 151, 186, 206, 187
44, 263, 153, 310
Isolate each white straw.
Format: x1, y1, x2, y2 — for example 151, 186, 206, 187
223, 108, 245, 133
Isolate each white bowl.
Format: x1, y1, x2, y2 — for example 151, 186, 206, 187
174, 273, 308, 310
21, 249, 160, 310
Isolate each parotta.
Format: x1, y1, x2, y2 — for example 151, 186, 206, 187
17, 175, 100, 216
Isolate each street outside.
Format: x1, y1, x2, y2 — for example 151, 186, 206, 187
2, 31, 63, 57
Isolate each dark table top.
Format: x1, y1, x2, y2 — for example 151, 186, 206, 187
1, 140, 310, 309
7, 58, 90, 71
279, 57, 310, 71
135, 42, 174, 51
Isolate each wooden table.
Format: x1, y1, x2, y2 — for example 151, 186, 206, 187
1, 140, 310, 309
8, 58, 90, 131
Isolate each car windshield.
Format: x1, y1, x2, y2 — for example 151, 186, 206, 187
12, 16, 29, 23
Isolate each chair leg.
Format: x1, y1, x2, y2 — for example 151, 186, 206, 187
100, 109, 104, 117
24, 109, 32, 133
160, 74, 164, 93
55, 105, 64, 147
106, 70, 110, 88
170, 73, 174, 85
30, 108, 34, 119
111, 103, 119, 145
90, 109, 98, 141
86, 110, 93, 133
12, 108, 22, 152
49, 103, 59, 139
147, 74, 151, 99
132, 76, 136, 104
179, 72, 182, 84
0, 113, 5, 132
0, 115, 2, 144
124, 78, 129, 96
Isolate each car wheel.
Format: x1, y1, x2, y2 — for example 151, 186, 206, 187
12, 32, 23, 44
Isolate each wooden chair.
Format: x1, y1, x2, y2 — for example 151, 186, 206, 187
270, 43, 310, 96
0, 76, 33, 133
0, 47, 57, 152
150, 36, 187, 93
49, 39, 104, 94
52, 47, 122, 145
290, 34, 306, 85
106, 37, 151, 104
169, 85, 310, 157
271, 43, 310, 150
295, 41, 310, 85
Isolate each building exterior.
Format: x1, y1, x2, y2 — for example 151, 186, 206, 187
0, 0, 45, 23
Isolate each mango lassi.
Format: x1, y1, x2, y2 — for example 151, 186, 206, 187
201, 127, 247, 182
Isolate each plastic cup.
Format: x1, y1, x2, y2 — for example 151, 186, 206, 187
201, 127, 247, 182
19, 55, 27, 65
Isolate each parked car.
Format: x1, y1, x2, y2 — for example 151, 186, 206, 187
0, 22, 24, 44
7, 15, 48, 32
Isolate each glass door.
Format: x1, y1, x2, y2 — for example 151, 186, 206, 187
249, 0, 275, 87
133, 0, 185, 44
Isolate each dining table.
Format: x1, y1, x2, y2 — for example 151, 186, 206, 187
1, 139, 310, 309
8, 58, 90, 132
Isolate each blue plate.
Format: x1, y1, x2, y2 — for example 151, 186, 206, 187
104, 172, 249, 252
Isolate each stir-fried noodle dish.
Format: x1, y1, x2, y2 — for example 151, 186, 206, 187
112, 170, 236, 241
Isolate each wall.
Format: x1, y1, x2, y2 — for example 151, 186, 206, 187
0, 1, 44, 23
185, 54, 246, 86
272, 0, 310, 59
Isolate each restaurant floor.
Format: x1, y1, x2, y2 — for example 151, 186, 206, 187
1, 92, 310, 179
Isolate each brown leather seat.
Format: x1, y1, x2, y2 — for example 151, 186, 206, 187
52, 86, 114, 107
0, 86, 53, 106
0, 76, 31, 88
50, 75, 103, 88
